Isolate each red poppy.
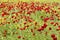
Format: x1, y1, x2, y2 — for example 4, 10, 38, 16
17, 36, 21, 39
51, 34, 55, 38
44, 17, 49, 22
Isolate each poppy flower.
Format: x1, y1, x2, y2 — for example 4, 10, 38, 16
44, 17, 49, 22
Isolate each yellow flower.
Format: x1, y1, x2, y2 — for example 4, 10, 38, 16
0, 17, 2, 24
0, 17, 6, 24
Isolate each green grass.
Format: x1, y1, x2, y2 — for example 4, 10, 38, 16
0, 1, 60, 40
0, 0, 60, 3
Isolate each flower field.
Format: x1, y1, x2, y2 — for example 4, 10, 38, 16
0, 1, 60, 40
